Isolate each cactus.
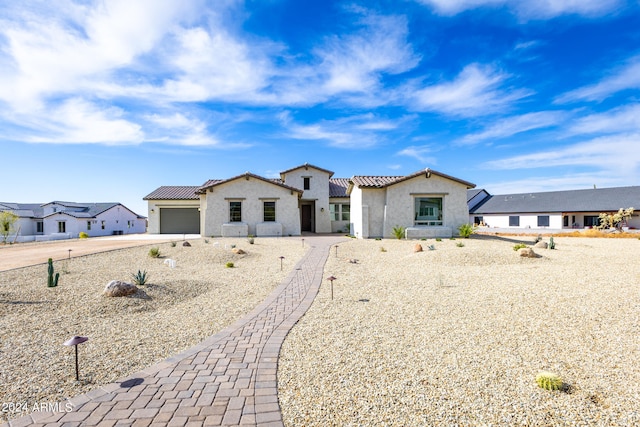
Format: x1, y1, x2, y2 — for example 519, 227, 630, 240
536, 371, 563, 391
47, 258, 59, 287
549, 236, 555, 250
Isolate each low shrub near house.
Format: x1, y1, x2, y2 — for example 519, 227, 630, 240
79, 232, 89, 239
392, 225, 406, 240
225, 262, 234, 268
149, 247, 161, 258
513, 243, 528, 251
458, 223, 476, 238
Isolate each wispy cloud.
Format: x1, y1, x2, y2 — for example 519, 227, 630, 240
415, 0, 622, 18
483, 133, 640, 173
459, 111, 567, 144
396, 145, 437, 164
567, 104, 640, 135
556, 55, 640, 103
410, 64, 530, 117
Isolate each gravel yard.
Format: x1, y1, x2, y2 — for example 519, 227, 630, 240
0, 237, 305, 422
278, 236, 640, 426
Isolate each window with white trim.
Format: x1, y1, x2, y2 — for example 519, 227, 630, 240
414, 197, 443, 226
330, 204, 350, 221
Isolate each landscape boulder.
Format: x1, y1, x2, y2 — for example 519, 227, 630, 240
414, 244, 423, 253
519, 247, 538, 258
534, 241, 548, 249
232, 248, 246, 255
103, 280, 138, 297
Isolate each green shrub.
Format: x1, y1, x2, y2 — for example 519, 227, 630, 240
549, 236, 556, 250
456, 242, 465, 247
225, 262, 234, 268
392, 225, 406, 240
536, 372, 563, 391
79, 232, 89, 239
380, 247, 387, 252
204, 239, 209, 244
435, 237, 442, 242
170, 241, 177, 247
131, 270, 149, 286
513, 243, 528, 251
149, 247, 160, 258
458, 223, 476, 238
248, 235, 255, 244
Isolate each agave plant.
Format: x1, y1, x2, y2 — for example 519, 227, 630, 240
131, 270, 149, 286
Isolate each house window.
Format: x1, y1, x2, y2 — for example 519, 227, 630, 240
303, 177, 310, 190
474, 216, 484, 225
584, 215, 600, 227
87, 221, 91, 230
563, 216, 569, 227
329, 204, 350, 221
58, 222, 66, 233
414, 197, 443, 226
127, 220, 132, 228
37, 222, 43, 233
264, 201, 276, 222
101, 220, 106, 230
537, 215, 550, 227
230, 201, 242, 222
509, 216, 520, 227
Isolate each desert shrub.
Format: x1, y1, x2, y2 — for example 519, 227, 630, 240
458, 223, 476, 238
435, 237, 442, 242
380, 247, 387, 252
79, 232, 89, 239
536, 372, 563, 391
513, 243, 528, 251
170, 241, 177, 247
225, 262, 234, 268
131, 270, 149, 286
149, 247, 160, 258
248, 235, 255, 244
456, 242, 465, 247
392, 225, 406, 240
204, 239, 209, 244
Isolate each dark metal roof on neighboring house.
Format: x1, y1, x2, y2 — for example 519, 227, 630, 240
470, 186, 640, 214
143, 186, 200, 200
1, 202, 145, 219
0, 203, 44, 218
329, 178, 350, 197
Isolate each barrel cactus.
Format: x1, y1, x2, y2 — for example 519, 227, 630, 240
536, 371, 563, 391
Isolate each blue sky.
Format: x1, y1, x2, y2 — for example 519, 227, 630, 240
1, 0, 640, 216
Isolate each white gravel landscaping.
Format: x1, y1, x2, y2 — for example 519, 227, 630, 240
278, 236, 640, 426
0, 237, 305, 422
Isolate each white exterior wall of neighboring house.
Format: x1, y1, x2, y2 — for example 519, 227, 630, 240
15, 217, 36, 236
147, 199, 200, 234
202, 176, 301, 237
329, 197, 351, 233
281, 167, 332, 233
44, 206, 145, 238
478, 213, 563, 229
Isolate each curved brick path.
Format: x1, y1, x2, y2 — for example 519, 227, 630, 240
3, 235, 345, 427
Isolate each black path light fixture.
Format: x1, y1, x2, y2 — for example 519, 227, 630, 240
279, 256, 285, 271
63, 336, 88, 381
68, 249, 72, 259
302, 238, 305, 248
327, 276, 337, 300
335, 245, 338, 258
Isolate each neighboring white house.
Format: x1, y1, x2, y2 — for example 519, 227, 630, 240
144, 163, 476, 239
0, 201, 146, 242
468, 186, 640, 230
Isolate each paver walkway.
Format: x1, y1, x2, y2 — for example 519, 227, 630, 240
4, 235, 345, 427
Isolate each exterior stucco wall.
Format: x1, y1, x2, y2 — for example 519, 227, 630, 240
477, 213, 563, 229
281, 167, 332, 233
44, 207, 145, 238
147, 199, 200, 234
202, 177, 301, 237
361, 188, 387, 238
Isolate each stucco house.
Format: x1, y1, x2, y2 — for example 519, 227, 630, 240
144, 163, 475, 239
468, 186, 640, 230
0, 201, 146, 242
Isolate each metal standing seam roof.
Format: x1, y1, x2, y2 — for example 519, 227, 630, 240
470, 186, 640, 214
143, 186, 201, 200
1, 202, 145, 219
329, 178, 350, 197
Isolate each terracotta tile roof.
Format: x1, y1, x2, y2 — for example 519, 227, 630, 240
143, 186, 200, 200
329, 178, 350, 197
196, 172, 303, 195
350, 168, 475, 190
279, 163, 334, 178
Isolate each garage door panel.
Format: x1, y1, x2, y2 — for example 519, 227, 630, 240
160, 208, 200, 234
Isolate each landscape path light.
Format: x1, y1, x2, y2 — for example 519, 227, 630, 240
327, 276, 337, 300
279, 256, 285, 271
63, 336, 88, 381
302, 238, 305, 248
335, 245, 338, 258
68, 249, 72, 259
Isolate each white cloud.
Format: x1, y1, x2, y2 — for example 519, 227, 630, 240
416, 0, 622, 18
567, 104, 640, 135
411, 64, 530, 117
25, 98, 144, 144
145, 112, 222, 147
482, 133, 640, 173
459, 111, 567, 144
396, 145, 437, 164
556, 56, 640, 103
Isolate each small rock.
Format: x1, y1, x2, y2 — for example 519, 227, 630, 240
348, 259, 359, 264
232, 248, 246, 254
534, 241, 548, 249
103, 280, 138, 297
183, 241, 191, 247
414, 244, 423, 252
519, 247, 538, 258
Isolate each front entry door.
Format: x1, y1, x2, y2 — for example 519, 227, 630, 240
301, 204, 312, 232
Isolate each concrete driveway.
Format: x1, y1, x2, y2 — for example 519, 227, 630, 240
0, 234, 200, 271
